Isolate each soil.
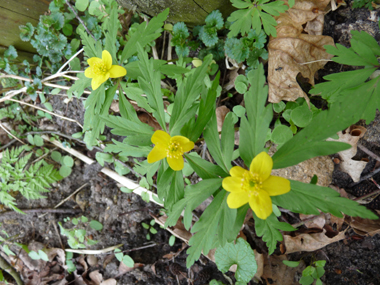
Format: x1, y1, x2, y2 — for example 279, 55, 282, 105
1, 1, 380, 285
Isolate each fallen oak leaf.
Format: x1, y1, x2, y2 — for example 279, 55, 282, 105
283, 228, 347, 254
268, 0, 334, 103
327, 125, 367, 182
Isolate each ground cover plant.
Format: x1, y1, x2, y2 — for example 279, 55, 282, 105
0, 0, 380, 283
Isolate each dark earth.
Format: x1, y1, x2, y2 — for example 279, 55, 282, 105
1, 1, 380, 284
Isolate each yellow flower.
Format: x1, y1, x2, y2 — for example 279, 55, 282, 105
147, 130, 194, 171
84, 50, 126, 90
222, 152, 290, 220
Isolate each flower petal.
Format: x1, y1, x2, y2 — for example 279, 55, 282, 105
151, 130, 171, 145
230, 166, 247, 178
167, 155, 184, 171
249, 191, 273, 220
87, 57, 101, 66
222, 176, 242, 193
182, 141, 194, 152
147, 145, 167, 164
227, 191, 249, 208
84, 67, 95, 78
102, 50, 112, 70
262, 176, 291, 196
91, 74, 108, 90
249, 152, 273, 181
109, 65, 127, 78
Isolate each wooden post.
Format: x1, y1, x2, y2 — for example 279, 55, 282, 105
116, 0, 234, 27
0, 0, 50, 61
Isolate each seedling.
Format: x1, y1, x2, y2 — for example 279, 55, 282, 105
142, 219, 158, 241
58, 216, 101, 249
283, 259, 327, 285
51, 150, 74, 178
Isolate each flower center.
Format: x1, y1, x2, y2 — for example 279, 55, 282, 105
167, 141, 183, 159
241, 171, 262, 197
93, 61, 108, 76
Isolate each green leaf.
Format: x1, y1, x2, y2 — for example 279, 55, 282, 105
215, 238, 257, 283
27, 134, 34, 145
59, 165, 72, 177
169, 235, 176, 246
89, 220, 103, 231
29, 251, 40, 260
186, 190, 226, 267
67, 72, 92, 98
205, 10, 224, 29
272, 102, 357, 169
291, 103, 313, 128
3, 245, 15, 256
227, 0, 288, 38
62, 156, 74, 167
95, 152, 113, 167
233, 105, 246, 117
122, 255, 134, 267
283, 260, 301, 267
170, 54, 213, 135
83, 84, 116, 149
38, 250, 49, 261
157, 167, 184, 210
184, 153, 228, 180
204, 112, 229, 173
273, 101, 286, 113
253, 212, 295, 254
300, 275, 314, 285
75, 0, 89, 12
272, 180, 378, 219
181, 178, 223, 230
136, 44, 167, 130
34, 136, 45, 147
239, 64, 273, 166
121, 9, 169, 62
186, 72, 220, 142
221, 112, 235, 170
104, 6, 118, 62
271, 125, 293, 145
4, 46, 18, 60
104, 140, 151, 157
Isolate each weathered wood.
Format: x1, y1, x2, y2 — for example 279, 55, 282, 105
0, 0, 50, 58
116, 0, 235, 27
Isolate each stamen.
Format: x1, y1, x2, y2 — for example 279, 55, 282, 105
93, 61, 108, 75
167, 141, 184, 159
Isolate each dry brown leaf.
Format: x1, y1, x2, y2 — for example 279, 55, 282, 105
268, 0, 334, 103
118, 262, 144, 275
216, 106, 230, 133
327, 125, 367, 182
349, 216, 380, 236
299, 213, 326, 229
284, 229, 347, 254
262, 255, 305, 285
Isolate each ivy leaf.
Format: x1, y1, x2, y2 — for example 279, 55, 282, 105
215, 238, 257, 283
199, 26, 219, 47
272, 180, 378, 219
205, 10, 224, 29
253, 212, 296, 254
19, 23, 35, 41
225, 38, 249, 63
4, 46, 18, 60
171, 22, 189, 47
